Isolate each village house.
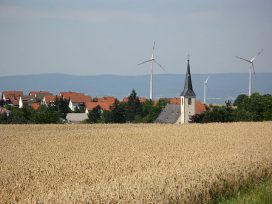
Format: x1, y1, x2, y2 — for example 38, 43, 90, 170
85, 100, 115, 113
60, 92, 92, 111
19, 95, 36, 108
29, 91, 53, 101
41, 95, 59, 106
1, 91, 23, 107
97, 96, 116, 103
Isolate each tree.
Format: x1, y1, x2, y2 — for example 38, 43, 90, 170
30, 106, 60, 124
101, 110, 114, 123
233, 94, 247, 107
0, 99, 5, 107
87, 105, 101, 123
53, 96, 70, 119
193, 93, 272, 123
111, 100, 126, 123
125, 89, 142, 122
0, 112, 8, 124
141, 99, 166, 123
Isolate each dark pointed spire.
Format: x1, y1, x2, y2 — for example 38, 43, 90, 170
180, 57, 196, 97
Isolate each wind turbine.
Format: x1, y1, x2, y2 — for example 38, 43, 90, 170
203, 76, 209, 104
235, 49, 264, 96
138, 41, 165, 100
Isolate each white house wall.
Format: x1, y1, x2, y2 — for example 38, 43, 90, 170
19, 97, 23, 108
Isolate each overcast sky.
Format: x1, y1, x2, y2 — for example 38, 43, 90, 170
0, 0, 271, 76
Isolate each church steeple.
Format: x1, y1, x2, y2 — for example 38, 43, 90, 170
180, 57, 196, 98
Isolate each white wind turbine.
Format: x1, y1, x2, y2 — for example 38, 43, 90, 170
235, 49, 264, 96
138, 41, 165, 100
203, 76, 209, 104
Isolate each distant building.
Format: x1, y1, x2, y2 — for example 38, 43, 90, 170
1, 91, 23, 107
29, 91, 52, 101
85, 101, 115, 113
180, 58, 196, 124
60, 92, 92, 111
41, 95, 59, 106
66, 113, 88, 123
19, 95, 36, 108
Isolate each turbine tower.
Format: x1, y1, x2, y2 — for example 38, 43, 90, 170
138, 41, 165, 100
235, 49, 263, 96
203, 76, 209, 104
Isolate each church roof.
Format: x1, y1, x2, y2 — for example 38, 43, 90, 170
180, 59, 196, 98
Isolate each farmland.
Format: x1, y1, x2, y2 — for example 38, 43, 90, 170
0, 123, 272, 203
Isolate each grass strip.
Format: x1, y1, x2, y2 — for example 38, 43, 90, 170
217, 177, 272, 204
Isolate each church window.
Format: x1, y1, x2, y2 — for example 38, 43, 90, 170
188, 98, 191, 105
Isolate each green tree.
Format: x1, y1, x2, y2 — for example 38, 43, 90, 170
233, 94, 247, 107
125, 89, 142, 122
30, 106, 60, 124
87, 105, 101, 123
141, 99, 166, 123
111, 100, 126, 123
53, 96, 70, 119
0, 112, 8, 124
8, 106, 33, 124
0, 99, 5, 107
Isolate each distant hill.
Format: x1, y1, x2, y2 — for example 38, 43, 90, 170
0, 73, 271, 104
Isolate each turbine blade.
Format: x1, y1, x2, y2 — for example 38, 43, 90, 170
235, 56, 251, 63
154, 60, 165, 71
138, 59, 154, 66
153, 41, 156, 52
257, 48, 264, 56
250, 48, 264, 62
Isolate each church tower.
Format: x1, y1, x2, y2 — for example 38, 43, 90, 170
180, 57, 196, 123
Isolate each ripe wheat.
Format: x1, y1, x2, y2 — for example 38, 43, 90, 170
0, 122, 272, 203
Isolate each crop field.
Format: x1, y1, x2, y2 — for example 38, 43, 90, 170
0, 122, 272, 203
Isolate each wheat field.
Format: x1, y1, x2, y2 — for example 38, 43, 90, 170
0, 122, 272, 203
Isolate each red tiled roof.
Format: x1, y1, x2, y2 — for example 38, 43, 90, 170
2, 91, 23, 100
29, 91, 52, 96
195, 100, 206, 114
139, 97, 147, 103
31, 103, 40, 110
123, 97, 129, 103
170, 97, 181, 105
69, 95, 92, 103
60, 92, 92, 103
97, 96, 116, 103
85, 101, 114, 112
44, 95, 58, 104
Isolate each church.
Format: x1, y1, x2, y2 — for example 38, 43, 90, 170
155, 57, 201, 124
180, 57, 196, 123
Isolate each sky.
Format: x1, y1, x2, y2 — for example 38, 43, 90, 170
0, 0, 271, 76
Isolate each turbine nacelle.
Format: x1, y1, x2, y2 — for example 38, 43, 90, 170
235, 49, 264, 96
137, 41, 165, 100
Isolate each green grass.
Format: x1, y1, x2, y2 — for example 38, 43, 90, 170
218, 177, 272, 204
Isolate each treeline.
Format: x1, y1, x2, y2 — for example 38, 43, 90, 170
86, 89, 166, 123
192, 93, 272, 123
0, 90, 166, 124
0, 97, 70, 124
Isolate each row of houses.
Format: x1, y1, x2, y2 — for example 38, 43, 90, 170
0, 90, 206, 115
0, 91, 116, 113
